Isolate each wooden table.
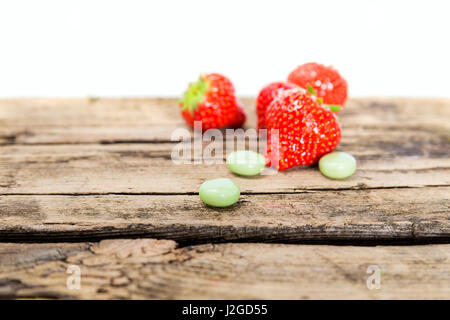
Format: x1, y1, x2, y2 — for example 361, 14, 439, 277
0, 98, 449, 299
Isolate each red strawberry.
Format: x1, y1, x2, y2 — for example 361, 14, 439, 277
287, 62, 348, 109
179, 73, 246, 131
265, 88, 341, 170
256, 82, 297, 130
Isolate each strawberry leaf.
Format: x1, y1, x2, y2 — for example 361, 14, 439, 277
179, 76, 209, 115
307, 84, 317, 96
327, 105, 341, 112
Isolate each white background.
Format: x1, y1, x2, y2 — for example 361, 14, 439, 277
0, 0, 449, 98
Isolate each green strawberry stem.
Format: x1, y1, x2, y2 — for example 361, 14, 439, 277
179, 75, 209, 114
327, 105, 341, 112
306, 84, 341, 113
306, 84, 316, 96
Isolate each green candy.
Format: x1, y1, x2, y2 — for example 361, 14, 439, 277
319, 152, 357, 180
199, 178, 240, 207
226, 150, 266, 176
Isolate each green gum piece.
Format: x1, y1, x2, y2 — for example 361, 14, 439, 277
226, 150, 266, 176
199, 178, 240, 207
319, 152, 357, 180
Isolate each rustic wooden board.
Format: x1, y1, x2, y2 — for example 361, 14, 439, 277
1, 98, 449, 144
0, 239, 448, 299
0, 98, 449, 300
0, 143, 449, 195
0, 98, 449, 243
0, 187, 449, 242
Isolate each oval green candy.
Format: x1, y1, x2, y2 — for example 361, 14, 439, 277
199, 178, 240, 207
319, 152, 357, 180
226, 150, 266, 176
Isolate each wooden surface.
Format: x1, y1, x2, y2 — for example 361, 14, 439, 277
0, 188, 449, 243
0, 97, 449, 299
0, 240, 449, 299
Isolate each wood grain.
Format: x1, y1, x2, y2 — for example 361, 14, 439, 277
1, 98, 449, 195
0, 98, 449, 299
0, 187, 448, 242
1, 98, 449, 145
0, 142, 449, 194
0, 239, 448, 299
0, 98, 449, 243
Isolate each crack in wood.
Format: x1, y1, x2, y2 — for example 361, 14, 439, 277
1, 184, 449, 196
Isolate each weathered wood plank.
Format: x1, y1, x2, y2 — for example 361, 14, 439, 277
1, 98, 448, 194
0, 239, 448, 299
0, 98, 448, 243
0, 98, 183, 145
0, 242, 90, 273
0, 187, 448, 242
1, 98, 449, 144
0, 142, 449, 194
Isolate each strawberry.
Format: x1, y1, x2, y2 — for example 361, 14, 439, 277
265, 88, 341, 170
287, 62, 348, 110
256, 82, 297, 130
179, 73, 246, 131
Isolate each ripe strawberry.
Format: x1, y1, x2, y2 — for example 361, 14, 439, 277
287, 62, 348, 109
265, 88, 341, 170
256, 82, 297, 130
179, 73, 246, 131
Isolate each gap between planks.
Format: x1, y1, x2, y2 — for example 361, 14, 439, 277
1, 184, 449, 196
